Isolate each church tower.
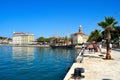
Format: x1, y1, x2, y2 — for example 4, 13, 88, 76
79, 25, 82, 33
71, 24, 88, 45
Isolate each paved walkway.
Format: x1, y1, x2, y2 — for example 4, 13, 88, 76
64, 48, 120, 80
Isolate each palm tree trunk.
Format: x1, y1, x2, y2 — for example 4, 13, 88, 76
106, 30, 111, 59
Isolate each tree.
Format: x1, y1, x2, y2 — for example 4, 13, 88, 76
111, 26, 120, 43
87, 29, 102, 42
0, 36, 7, 39
37, 37, 45, 42
98, 17, 118, 59
36, 37, 51, 44
44, 38, 51, 43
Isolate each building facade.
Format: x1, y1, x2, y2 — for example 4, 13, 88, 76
71, 25, 88, 45
12, 32, 34, 45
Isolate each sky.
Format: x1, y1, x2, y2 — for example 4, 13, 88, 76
0, 0, 120, 39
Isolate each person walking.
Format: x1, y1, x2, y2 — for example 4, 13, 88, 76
93, 43, 98, 53
98, 43, 102, 53
110, 43, 112, 49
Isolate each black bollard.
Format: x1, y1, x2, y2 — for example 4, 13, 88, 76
74, 68, 85, 78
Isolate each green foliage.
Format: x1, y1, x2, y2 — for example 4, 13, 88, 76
0, 36, 12, 40
87, 29, 102, 42
37, 37, 44, 42
44, 38, 51, 42
98, 16, 118, 31
0, 36, 7, 39
98, 16, 119, 42
111, 26, 120, 43
36, 37, 51, 43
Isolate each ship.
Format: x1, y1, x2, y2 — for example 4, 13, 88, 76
50, 44, 75, 49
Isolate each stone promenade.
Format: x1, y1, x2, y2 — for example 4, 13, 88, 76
64, 48, 120, 80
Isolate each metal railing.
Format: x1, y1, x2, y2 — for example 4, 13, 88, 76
76, 47, 85, 63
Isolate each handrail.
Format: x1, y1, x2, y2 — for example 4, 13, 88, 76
76, 47, 85, 63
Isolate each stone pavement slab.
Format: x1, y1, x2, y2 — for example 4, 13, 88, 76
64, 48, 120, 80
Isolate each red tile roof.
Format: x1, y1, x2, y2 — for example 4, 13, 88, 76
51, 36, 60, 38
14, 32, 25, 34
73, 32, 83, 35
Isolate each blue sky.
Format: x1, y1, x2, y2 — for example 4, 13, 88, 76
0, 0, 120, 39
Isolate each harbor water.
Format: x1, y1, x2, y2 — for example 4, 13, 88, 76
0, 46, 76, 80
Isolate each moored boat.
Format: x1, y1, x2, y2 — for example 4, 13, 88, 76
50, 45, 75, 49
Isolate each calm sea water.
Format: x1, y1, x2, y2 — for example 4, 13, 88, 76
0, 46, 76, 80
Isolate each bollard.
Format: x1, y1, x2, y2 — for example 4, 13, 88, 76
74, 68, 85, 78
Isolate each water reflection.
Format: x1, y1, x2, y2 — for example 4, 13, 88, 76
0, 46, 75, 80
12, 47, 34, 61
35, 47, 75, 64
51, 48, 71, 54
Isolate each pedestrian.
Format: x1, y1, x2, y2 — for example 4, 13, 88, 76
93, 43, 98, 53
82, 43, 85, 49
110, 43, 112, 49
98, 43, 102, 53
87, 43, 93, 52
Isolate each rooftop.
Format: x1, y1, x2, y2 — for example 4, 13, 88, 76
72, 25, 87, 36
13, 32, 34, 36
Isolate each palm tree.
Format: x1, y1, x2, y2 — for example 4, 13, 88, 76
98, 17, 118, 59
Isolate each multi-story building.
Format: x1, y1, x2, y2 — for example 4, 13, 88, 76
12, 32, 34, 45
71, 25, 88, 45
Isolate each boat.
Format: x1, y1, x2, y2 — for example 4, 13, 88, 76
50, 36, 75, 49
50, 44, 75, 49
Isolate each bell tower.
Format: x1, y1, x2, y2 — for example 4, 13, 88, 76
79, 25, 82, 32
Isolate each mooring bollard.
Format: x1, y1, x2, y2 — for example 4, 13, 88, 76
74, 68, 85, 79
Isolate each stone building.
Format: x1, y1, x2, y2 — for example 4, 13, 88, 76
71, 25, 88, 45
12, 32, 34, 45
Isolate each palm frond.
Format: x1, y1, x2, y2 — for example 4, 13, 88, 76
98, 16, 118, 30
105, 17, 115, 25
98, 21, 108, 29
112, 21, 118, 26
